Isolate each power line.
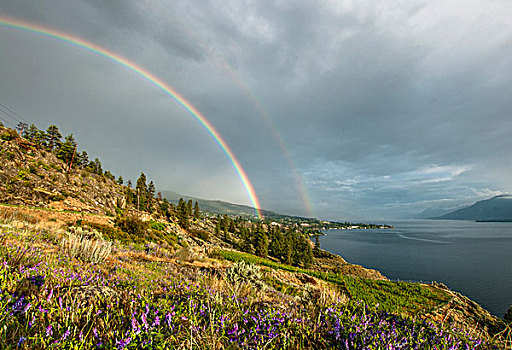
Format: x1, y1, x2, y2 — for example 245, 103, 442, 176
0, 113, 16, 128
0, 102, 30, 124
0, 105, 21, 125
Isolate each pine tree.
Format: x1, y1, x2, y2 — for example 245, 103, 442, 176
282, 229, 294, 265
46, 125, 62, 150
93, 158, 103, 175
253, 223, 268, 258
136, 173, 148, 211
177, 198, 189, 229
147, 181, 155, 212
25, 124, 40, 143
300, 235, 314, 268
79, 151, 89, 167
16, 122, 28, 137
125, 187, 134, 206
314, 235, 321, 256
104, 170, 115, 181
239, 226, 252, 253
117, 176, 124, 185
127, 180, 132, 188
56, 134, 77, 166
194, 201, 200, 219
160, 198, 170, 218
186, 200, 193, 218
148, 181, 155, 198
268, 226, 283, 260
215, 219, 221, 236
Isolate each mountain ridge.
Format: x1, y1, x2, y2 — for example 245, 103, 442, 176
435, 194, 512, 221
160, 190, 310, 220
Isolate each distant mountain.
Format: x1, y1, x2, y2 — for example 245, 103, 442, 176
415, 207, 458, 219
160, 190, 308, 220
435, 195, 512, 221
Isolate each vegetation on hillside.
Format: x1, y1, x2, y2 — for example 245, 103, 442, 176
0, 122, 510, 348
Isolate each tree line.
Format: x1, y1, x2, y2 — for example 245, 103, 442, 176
215, 215, 314, 268
15, 122, 110, 177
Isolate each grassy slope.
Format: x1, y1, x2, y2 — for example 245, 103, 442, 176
1, 211, 507, 349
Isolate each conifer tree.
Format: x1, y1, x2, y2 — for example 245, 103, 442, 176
148, 181, 155, 199
25, 124, 41, 144
127, 180, 132, 188
117, 176, 124, 185
282, 229, 294, 265
215, 219, 221, 237
16, 122, 28, 137
194, 201, 200, 219
125, 187, 134, 206
314, 235, 321, 256
147, 181, 155, 212
93, 158, 103, 175
79, 151, 89, 167
268, 226, 283, 260
46, 125, 62, 150
177, 198, 189, 229
299, 235, 314, 268
186, 200, 193, 217
253, 223, 268, 257
160, 198, 170, 218
56, 134, 77, 165
239, 226, 252, 253
136, 173, 148, 211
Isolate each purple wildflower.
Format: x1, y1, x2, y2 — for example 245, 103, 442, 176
116, 337, 132, 349
46, 325, 53, 337
18, 336, 26, 347
152, 315, 160, 327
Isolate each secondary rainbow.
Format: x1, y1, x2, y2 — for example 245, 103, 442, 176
0, 14, 263, 219
152, 7, 316, 217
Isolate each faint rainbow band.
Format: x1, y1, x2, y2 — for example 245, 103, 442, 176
0, 14, 263, 219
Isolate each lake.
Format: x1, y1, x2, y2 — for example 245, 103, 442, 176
318, 219, 512, 317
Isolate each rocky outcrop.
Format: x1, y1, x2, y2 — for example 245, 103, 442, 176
0, 128, 125, 215
424, 282, 506, 341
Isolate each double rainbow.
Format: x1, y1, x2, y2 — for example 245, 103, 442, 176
0, 15, 263, 219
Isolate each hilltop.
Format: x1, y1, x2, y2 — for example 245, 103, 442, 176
0, 124, 509, 349
436, 195, 512, 221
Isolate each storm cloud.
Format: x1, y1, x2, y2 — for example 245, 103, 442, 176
1, 0, 511, 219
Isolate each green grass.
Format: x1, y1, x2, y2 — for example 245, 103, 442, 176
212, 249, 451, 315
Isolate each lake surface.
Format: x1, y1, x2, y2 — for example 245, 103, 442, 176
318, 220, 512, 317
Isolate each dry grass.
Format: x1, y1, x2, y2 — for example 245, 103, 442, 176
60, 233, 112, 263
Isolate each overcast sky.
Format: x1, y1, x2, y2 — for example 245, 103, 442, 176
1, 0, 511, 220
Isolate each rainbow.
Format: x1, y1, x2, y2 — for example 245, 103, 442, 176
0, 15, 263, 219
153, 7, 316, 218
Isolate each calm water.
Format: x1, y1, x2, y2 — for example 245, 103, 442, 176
318, 220, 512, 317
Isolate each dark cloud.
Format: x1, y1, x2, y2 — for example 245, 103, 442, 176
1, 1, 512, 219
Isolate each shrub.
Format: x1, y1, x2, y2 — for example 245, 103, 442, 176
115, 215, 148, 236
189, 228, 210, 241
174, 246, 195, 262
60, 233, 112, 263
0, 128, 18, 141
226, 260, 266, 290
150, 221, 166, 231
74, 220, 125, 242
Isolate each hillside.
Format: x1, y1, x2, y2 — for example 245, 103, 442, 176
436, 195, 512, 221
161, 190, 310, 220
0, 124, 509, 349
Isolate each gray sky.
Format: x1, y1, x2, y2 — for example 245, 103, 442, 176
1, 0, 511, 220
